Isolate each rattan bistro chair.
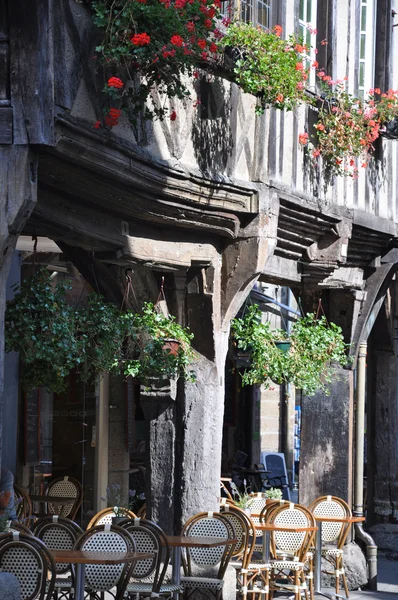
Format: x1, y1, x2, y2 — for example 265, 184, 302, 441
45, 476, 83, 520
121, 518, 181, 599
14, 484, 33, 522
308, 495, 352, 598
220, 504, 269, 600
32, 516, 83, 600
74, 524, 136, 600
266, 502, 316, 600
180, 511, 236, 600
87, 507, 137, 529
0, 531, 56, 600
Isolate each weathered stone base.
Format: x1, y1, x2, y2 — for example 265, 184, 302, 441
368, 524, 398, 560
320, 542, 367, 591
0, 572, 21, 599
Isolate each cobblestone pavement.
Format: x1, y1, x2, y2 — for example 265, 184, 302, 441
274, 557, 398, 599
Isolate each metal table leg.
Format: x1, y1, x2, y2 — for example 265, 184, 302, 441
74, 563, 85, 600
172, 545, 181, 600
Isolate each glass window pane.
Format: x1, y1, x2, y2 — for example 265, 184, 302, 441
359, 62, 365, 87
306, 29, 311, 48
360, 34, 366, 59
307, 0, 312, 22
300, 0, 305, 21
361, 5, 367, 32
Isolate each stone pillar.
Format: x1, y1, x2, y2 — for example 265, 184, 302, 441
299, 366, 354, 506
0, 147, 37, 467
371, 349, 398, 520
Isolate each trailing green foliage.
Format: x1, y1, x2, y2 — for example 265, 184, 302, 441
231, 305, 349, 396
215, 23, 310, 113
5, 269, 195, 392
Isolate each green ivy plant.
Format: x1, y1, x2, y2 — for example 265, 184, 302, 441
231, 305, 349, 396
122, 302, 195, 382
5, 270, 195, 392
5, 270, 80, 394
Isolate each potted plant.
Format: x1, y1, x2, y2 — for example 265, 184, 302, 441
90, 0, 223, 123
230, 481, 252, 514
5, 270, 195, 393
264, 487, 283, 504
218, 23, 311, 114
4, 269, 80, 394
231, 305, 349, 396
102, 484, 134, 524
121, 302, 195, 383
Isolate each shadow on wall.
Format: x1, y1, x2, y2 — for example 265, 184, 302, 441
191, 77, 233, 178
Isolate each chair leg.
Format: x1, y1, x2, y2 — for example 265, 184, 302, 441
294, 570, 300, 600
342, 563, 350, 598
335, 558, 340, 597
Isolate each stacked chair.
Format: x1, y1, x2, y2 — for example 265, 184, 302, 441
220, 504, 269, 600
308, 495, 353, 598
121, 518, 181, 599
180, 511, 236, 600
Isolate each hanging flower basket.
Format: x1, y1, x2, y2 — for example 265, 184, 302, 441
231, 305, 349, 396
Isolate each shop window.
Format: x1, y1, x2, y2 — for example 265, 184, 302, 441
298, 0, 317, 86
358, 0, 376, 98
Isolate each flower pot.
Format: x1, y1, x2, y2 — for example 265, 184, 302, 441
274, 341, 291, 353
162, 339, 180, 356
112, 517, 126, 526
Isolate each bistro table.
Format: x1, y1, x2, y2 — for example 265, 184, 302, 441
166, 535, 238, 600
313, 515, 366, 599
51, 549, 154, 600
29, 494, 74, 515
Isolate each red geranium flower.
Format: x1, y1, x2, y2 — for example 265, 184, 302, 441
186, 21, 195, 32
273, 24, 282, 37
93, 120, 101, 129
170, 35, 184, 47
170, 111, 177, 121
107, 77, 124, 89
131, 33, 151, 46
197, 39, 207, 49
209, 42, 217, 53
204, 19, 212, 28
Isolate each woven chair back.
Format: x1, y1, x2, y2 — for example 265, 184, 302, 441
13, 484, 32, 522
308, 495, 351, 545
0, 531, 56, 600
75, 524, 136, 593
136, 503, 147, 519
7, 521, 33, 535
32, 516, 83, 575
45, 476, 83, 519
121, 518, 170, 591
219, 504, 255, 566
181, 511, 234, 579
248, 493, 268, 525
266, 503, 315, 561
86, 507, 137, 529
